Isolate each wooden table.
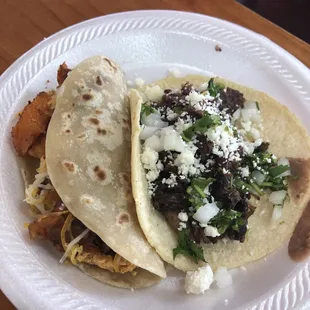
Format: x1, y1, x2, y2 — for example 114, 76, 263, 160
1, 0, 309, 309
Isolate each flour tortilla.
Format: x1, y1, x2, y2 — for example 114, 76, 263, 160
46, 56, 166, 288
130, 75, 310, 271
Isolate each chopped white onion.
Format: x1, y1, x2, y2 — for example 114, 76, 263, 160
59, 228, 90, 264
232, 108, 241, 121
241, 106, 261, 124
271, 205, 283, 221
277, 157, 291, 177
145, 85, 164, 101
142, 113, 168, 128
144, 135, 163, 152
193, 203, 219, 224
214, 267, 233, 288
251, 170, 265, 185
140, 126, 159, 140
244, 100, 259, 110
269, 190, 287, 205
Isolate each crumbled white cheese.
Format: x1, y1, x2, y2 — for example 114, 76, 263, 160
145, 85, 164, 101
168, 68, 181, 77
178, 222, 187, 231
204, 225, 220, 237
141, 147, 161, 182
178, 212, 188, 222
214, 267, 232, 288
186, 91, 206, 107
239, 166, 250, 177
135, 77, 145, 87
184, 264, 214, 294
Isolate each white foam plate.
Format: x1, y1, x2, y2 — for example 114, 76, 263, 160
0, 10, 309, 310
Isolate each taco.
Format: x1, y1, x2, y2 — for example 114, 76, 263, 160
11, 56, 166, 289
130, 75, 310, 272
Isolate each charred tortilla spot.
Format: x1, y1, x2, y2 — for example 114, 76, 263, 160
89, 118, 99, 125
96, 76, 103, 86
65, 129, 72, 134
94, 166, 106, 181
117, 212, 130, 226
95, 110, 103, 115
83, 94, 93, 101
80, 195, 94, 206
97, 128, 106, 135
62, 160, 77, 174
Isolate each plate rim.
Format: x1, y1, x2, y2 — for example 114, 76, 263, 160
0, 9, 309, 310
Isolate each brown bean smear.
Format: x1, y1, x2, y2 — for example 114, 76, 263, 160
288, 200, 310, 262
83, 94, 93, 101
94, 166, 106, 181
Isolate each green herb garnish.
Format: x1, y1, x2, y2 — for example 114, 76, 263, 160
269, 165, 290, 178
255, 102, 260, 111
204, 78, 225, 97
187, 178, 214, 209
182, 112, 221, 141
209, 209, 244, 234
173, 229, 206, 263
140, 104, 156, 118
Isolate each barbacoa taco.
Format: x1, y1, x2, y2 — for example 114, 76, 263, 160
130, 75, 310, 272
11, 56, 166, 289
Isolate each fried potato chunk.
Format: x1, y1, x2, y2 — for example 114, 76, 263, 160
28, 134, 46, 158
57, 62, 71, 87
11, 91, 54, 157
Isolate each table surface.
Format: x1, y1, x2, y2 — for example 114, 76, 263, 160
1, 0, 310, 309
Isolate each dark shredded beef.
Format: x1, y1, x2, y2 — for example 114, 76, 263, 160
153, 83, 203, 125
152, 179, 190, 213
190, 223, 218, 244
163, 211, 181, 231
227, 223, 247, 243
180, 82, 194, 96
211, 174, 242, 209
255, 142, 270, 153
219, 88, 245, 115
195, 135, 213, 165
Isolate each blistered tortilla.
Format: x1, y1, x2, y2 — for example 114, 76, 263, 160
130, 75, 310, 271
46, 56, 166, 285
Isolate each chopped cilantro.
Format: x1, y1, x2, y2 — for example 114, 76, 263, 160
187, 178, 214, 209
209, 209, 244, 234
204, 78, 225, 97
173, 229, 206, 263
140, 104, 156, 118
268, 165, 290, 178
182, 112, 221, 141
255, 102, 260, 111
